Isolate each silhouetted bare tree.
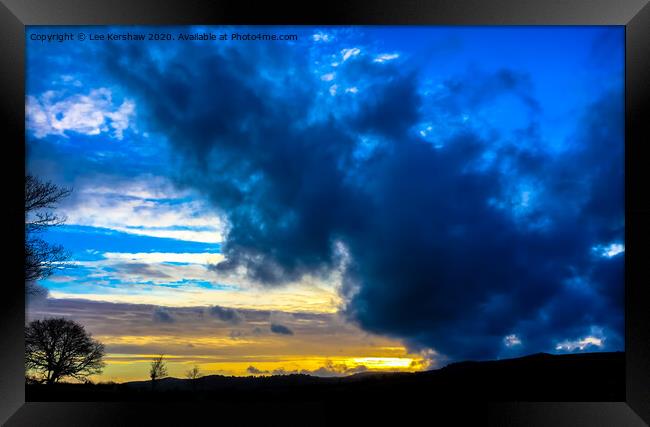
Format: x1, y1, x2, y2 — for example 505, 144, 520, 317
186, 365, 202, 392
186, 365, 201, 380
25, 318, 105, 385
25, 174, 72, 295
150, 354, 168, 390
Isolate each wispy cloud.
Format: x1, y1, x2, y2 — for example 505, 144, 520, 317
341, 47, 360, 61
373, 53, 399, 63
59, 175, 226, 243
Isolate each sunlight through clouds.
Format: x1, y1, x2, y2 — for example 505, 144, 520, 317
27, 298, 431, 381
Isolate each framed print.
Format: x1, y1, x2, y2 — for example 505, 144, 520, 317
1, 1, 649, 425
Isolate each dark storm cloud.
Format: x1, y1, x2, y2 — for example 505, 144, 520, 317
438, 68, 542, 114
270, 324, 294, 335
100, 35, 624, 361
152, 307, 175, 323
208, 305, 245, 324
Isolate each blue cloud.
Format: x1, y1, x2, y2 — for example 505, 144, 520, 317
152, 307, 175, 323
270, 324, 294, 335
208, 305, 244, 324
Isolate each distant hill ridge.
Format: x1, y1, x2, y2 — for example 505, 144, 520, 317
122, 351, 623, 389
26, 351, 624, 402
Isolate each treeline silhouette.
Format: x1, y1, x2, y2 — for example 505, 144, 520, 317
26, 351, 624, 403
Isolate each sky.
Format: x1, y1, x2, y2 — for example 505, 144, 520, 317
25, 26, 624, 382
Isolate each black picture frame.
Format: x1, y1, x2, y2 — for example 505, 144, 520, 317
1, 1, 648, 425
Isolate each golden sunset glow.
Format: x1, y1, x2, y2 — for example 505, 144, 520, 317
48, 276, 343, 314
96, 353, 425, 383
28, 297, 434, 383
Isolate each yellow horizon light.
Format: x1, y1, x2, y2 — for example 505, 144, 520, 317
350, 357, 414, 369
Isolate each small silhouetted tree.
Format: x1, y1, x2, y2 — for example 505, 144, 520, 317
186, 365, 201, 380
25, 174, 72, 295
25, 318, 105, 385
186, 365, 202, 392
150, 354, 168, 390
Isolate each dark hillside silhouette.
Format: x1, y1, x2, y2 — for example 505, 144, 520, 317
26, 351, 623, 402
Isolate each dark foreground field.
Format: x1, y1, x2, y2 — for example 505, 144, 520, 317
26, 351, 624, 402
